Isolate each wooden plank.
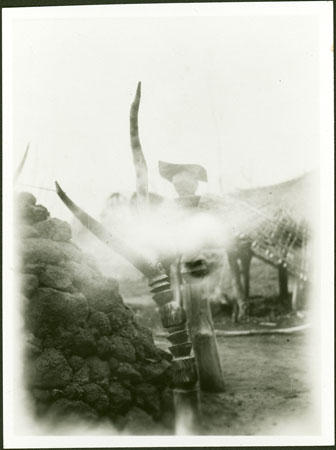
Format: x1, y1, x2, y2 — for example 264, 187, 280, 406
182, 283, 225, 393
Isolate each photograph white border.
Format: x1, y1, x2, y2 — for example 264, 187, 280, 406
2, 1, 334, 447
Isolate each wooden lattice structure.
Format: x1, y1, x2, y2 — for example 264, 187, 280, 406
199, 171, 316, 293
229, 198, 310, 281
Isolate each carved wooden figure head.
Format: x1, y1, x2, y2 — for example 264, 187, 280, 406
158, 161, 208, 197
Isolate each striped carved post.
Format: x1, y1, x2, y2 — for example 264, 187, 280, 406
148, 272, 200, 432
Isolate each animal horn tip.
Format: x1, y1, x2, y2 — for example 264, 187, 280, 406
55, 181, 61, 193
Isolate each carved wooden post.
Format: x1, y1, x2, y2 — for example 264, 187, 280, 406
169, 259, 183, 306
128, 83, 200, 430
157, 158, 225, 392
174, 196, 225, 393
180, 260, 225, 393
148, 273, 200, 432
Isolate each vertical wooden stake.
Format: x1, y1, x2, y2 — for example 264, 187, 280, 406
278, 265, 289, 306
174, 387, 200, 435
291, 277, 306, 310
182, 281, 225, 393
227, 250, 248, 321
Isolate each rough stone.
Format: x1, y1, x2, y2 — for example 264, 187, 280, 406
64, 261, 121, 312
70, 328, 97, 357
50, 388, 64, 400
63, 382, 84, 400
73, 364, 90, 385
25, 334, 43, 359
31, 388, 51, 402
116, 363, 142, 384
19, 204, 50, 225
83, 278, 123, 313
140, 360, 171, 385
96, 378, 110, 392
117, 323, 138, 340
21, 238, 64, 266
107, 304, 133, 331
90, 327, 101, 340
63, 260, 96, 286
29, 348, 73, 389
27, 288, 88, 333
19, 273, 39, 297
39, 265, 73, 290
86, 356, 110, 381
43, 330, 68, 351
56, 241, 83, 263
81, 252, 101, 273
136, 324, 153, 338
135, 383, 161, 417
47, 398, 98, 422
109, 336, 136, 363
133, 327, 160, 360
34, 218, 72, 241
96, 336, 113, 359
17, 195, 172, 428
122, 407, 158, 434
68, 355, 85, 371
108, 382, 132, 413
107, 357, 120, 373
82, 383, 110, 413
23, 263, 47, 276
22, 240, 84, 268
16, 224, 39, 239
17, 192, 36, 206
88, 311, 111, 336
132, 341, 146, 361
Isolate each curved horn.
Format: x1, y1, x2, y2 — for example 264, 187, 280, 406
130, 82, 148, 204
14, 143, 30, 182
55, 181, 161, 279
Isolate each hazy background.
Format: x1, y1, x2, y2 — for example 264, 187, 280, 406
11, 12, 319, 222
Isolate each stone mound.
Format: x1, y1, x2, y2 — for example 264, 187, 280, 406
15, 192, 174, 433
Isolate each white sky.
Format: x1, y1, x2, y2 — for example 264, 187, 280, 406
7, 4, 321, 221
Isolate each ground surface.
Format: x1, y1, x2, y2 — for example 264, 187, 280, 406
203, 333, 316, 435
119, 274, 317, 435
153, 332, 317, 435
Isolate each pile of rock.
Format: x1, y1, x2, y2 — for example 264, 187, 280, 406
15, 192, 173, 433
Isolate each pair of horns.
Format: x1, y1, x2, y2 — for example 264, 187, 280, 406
55, 181, 161, 279
56, 82, 163, 279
